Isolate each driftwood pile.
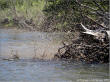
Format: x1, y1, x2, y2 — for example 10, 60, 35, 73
55, 24, 109, 63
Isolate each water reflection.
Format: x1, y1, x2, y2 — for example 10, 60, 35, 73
0, 29, 64, 60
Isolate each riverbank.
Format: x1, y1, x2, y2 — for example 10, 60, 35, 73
0, 28, 109, 64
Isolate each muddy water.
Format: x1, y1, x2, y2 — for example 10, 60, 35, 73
0, 29, 109, 82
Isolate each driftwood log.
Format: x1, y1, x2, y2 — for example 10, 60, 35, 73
80, 23, 110, 42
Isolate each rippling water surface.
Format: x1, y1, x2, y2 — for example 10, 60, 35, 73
0, 29, 109, 82
0, 60, 109, 82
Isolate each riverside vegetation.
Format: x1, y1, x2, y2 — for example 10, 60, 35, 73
0, 0, 109, 63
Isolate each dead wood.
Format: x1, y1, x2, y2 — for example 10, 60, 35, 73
55, 29, 109, 63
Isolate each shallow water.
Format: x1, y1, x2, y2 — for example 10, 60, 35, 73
0, 60, 109, 82
0, 29, 64, 60
0, 29, 109, 82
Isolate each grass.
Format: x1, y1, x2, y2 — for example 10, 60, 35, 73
0, 0, 46, 28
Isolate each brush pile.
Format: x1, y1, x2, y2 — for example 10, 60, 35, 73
55, 31, 109, 63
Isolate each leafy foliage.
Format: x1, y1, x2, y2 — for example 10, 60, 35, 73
0, 0, 9, 9
0, 0, 109, 31
43, 0, 109, 31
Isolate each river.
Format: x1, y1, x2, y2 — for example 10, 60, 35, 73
0, 29, 109, 82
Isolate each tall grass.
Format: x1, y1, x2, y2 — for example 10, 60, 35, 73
0, 0, 46, 27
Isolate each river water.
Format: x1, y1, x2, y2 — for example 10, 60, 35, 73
0, 29, 109, 82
